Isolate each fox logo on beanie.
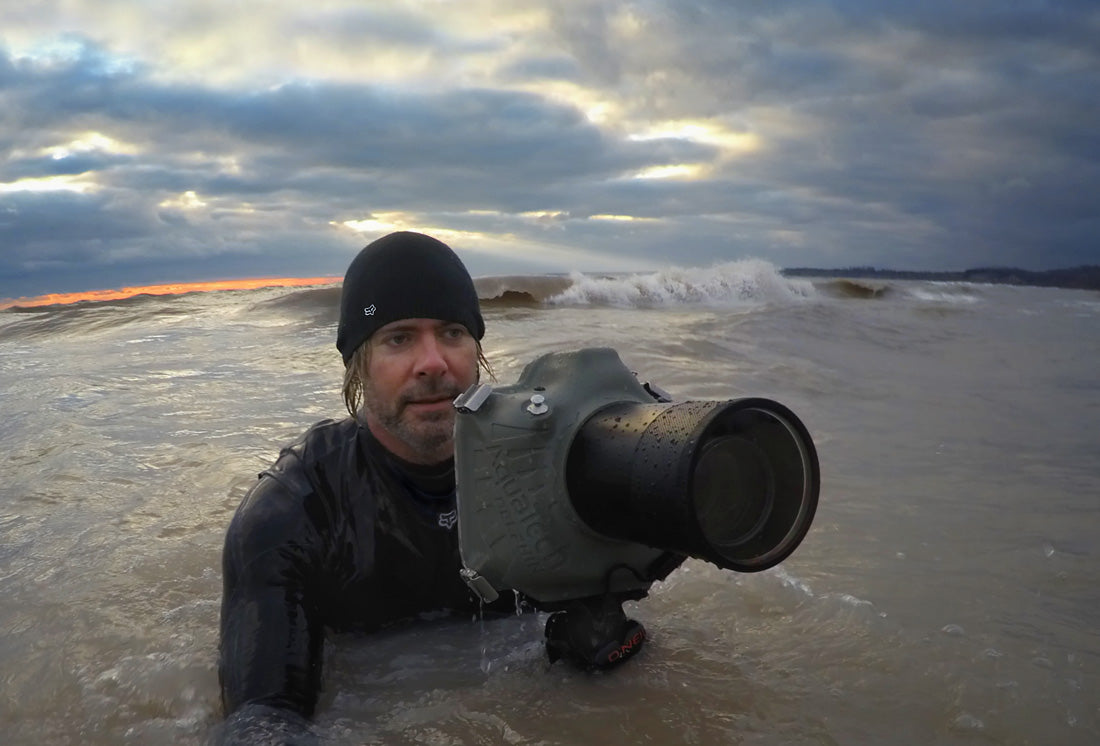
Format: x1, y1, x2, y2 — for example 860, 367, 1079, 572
336, 232, 485, 365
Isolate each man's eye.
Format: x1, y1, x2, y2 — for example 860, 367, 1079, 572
385, 333, 409, 346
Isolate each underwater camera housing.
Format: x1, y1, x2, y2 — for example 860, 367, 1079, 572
453, 348, 819, 669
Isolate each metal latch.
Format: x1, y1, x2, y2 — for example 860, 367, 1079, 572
454, 383, 493, 413
460, 568, 500, 603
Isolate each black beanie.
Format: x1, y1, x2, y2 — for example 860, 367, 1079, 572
336, 231, 484, 364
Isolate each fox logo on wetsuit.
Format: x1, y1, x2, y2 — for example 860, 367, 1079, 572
438, 509, 458, 530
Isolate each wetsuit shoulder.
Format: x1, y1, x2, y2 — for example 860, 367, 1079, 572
219, 417, 369, 723
225, 418, 358, 562
264, 417, 362, 493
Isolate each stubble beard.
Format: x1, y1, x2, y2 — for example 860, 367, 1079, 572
361, 376, 460, 463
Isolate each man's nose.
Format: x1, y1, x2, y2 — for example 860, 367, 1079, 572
414, 335, 449, 377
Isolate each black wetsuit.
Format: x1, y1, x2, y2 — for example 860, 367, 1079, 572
217, 417, 510, 742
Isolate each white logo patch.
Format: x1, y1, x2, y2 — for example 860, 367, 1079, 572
438, 509, 458, 530
363, 304, 376, 316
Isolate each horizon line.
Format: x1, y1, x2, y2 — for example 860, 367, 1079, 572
0, 276, 342, 311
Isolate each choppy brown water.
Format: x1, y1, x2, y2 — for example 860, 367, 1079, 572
1, 262, 1097, 744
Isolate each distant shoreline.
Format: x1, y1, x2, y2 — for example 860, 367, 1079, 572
782, 265, 1100, 291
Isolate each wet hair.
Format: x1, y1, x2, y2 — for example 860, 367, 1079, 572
342, 340, 494, 419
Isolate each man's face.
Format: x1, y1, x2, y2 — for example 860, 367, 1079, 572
361, 317, 479, 465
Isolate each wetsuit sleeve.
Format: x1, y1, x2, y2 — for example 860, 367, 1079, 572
218, 473, 326, 735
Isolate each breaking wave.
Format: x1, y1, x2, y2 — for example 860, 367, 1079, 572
545, 260, 815, 308
474, 275, 572, 305
818, 279, 893, 300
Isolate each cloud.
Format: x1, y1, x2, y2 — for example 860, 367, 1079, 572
1, 1, 1098, 297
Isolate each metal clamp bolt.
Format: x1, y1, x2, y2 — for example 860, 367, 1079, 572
526, 393, 549, 415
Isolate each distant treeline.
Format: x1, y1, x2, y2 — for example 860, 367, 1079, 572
782, 265, 1100, 291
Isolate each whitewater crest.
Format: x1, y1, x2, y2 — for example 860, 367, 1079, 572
546, 260, 815, 308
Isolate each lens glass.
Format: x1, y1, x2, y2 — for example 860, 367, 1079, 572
691, 435, 775, 551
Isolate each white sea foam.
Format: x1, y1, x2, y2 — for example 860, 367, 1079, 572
769, 565, 815, 598
546, 259, 815, 307
905, 282, 982, 304
830, 592, 875, 608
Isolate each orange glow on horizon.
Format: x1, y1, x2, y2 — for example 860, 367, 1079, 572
0, 276, 341, 311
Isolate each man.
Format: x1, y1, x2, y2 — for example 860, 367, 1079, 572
217, 231, 512, 742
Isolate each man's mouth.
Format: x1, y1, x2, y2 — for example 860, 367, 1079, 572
403, 393, 459, 410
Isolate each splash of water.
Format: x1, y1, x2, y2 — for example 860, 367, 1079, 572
547, 260, 815, 308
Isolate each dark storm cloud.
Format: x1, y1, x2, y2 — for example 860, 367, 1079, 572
4, 38, 712, 185
533, 1, 1099, 268
1, 0, 1099, 298
6, 151, 136, 178
0, 37, 721, 295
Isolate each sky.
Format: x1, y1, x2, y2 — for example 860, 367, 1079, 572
1, 0, 1097, 298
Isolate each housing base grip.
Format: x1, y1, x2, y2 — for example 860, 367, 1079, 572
544, 596, 647, 670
